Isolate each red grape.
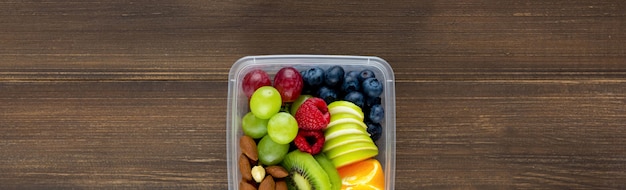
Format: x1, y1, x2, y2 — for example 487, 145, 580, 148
242, 69, 271, 98
274, 67, 303, 103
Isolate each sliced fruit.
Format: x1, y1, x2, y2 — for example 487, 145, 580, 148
329, 106, 364, 120
324, 142, 378, 159
314, 153, 342, 190
327, 116, 367, 129
324, 123, 369, 141
328, 101, 362, 113
329, 113, 364, 123
331, 149, 379, 168
337, 159, 385, 190
322, 134, 373, 152
281, 150, 332, 190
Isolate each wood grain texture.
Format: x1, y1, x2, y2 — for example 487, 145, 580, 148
1, 0, 625, 189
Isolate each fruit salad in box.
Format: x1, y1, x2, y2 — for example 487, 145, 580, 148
227, 55, 396, 190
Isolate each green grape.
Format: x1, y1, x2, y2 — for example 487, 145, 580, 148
250, 86, 282, 119
242, 112, 268, 139
289, 94, 312, 115
267, 112, 298, 145
257, 135, 290, 165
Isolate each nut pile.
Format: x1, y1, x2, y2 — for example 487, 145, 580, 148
239, 135, 289, 190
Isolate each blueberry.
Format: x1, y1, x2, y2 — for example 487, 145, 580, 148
301, 85, 314, 95
345, 71, 359, 79
362, 78, 383, 98
366, 122, 383, 141
343, 91, 364, 108
365, 96, 381, 107
358, 69, 375, 82
317, 86, 338, 104
302, 67, 325, 88
324, 65, 344, 87
342, 72, 360, 94
368, 104, 384, 123
300, 70, 313, 94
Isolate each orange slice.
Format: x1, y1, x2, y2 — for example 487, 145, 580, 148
336, 158, 385, 190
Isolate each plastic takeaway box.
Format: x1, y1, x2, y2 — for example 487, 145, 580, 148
226, 55, 396, 189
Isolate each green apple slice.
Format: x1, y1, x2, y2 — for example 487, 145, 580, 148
328, 106, 364, 120
328, 101, 362, 112
330, 148, 379, 168
327, 116, 367, 130
324, 123, 368, 141
322, 134, 373, 152
329, 113, 363, 123
324, 141, 378, 159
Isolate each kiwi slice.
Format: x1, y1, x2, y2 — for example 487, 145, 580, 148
281, 150, 332, 190
314, 153, 342, 190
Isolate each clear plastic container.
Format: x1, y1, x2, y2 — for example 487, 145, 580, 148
226, 55, 396, 189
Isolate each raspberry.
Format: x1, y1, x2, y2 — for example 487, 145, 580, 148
293, 129, 325, 155
295, 97, 330, 130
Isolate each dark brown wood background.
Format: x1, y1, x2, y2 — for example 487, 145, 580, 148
1, 0, 625, 189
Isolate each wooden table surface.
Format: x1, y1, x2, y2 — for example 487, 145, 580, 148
1, 1, 625, 189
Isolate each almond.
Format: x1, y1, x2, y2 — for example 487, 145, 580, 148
239, 153, 253, 181
265, 165, 288, 178
275, 180, 288, 190
251, 165, 266, 183
240, 135, 258, 161
240, 180, 257, 190
259, 175, 275, 190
